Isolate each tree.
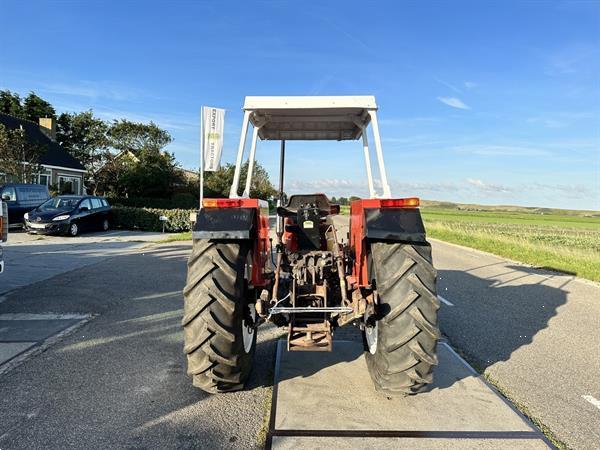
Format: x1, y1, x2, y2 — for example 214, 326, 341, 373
22, 92, 56, 122
103, 119, 177, 197
203, 161, 277, 199
108, 119, 172, 155
56, 111, 109, 193
349, 196, 360, 203
0, 90, 22, 117
119, 149, 182, 198
0, 124, 46, 183
94, 152, 135, 197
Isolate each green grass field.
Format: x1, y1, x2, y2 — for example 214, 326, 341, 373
421, 203, 600, 282
340, 200, 600, 282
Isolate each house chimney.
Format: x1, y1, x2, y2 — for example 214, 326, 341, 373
39, 117, 56, 140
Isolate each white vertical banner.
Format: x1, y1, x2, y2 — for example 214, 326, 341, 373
201, 106, 225, 172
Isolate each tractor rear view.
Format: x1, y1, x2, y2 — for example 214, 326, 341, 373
183, 96, 439, 395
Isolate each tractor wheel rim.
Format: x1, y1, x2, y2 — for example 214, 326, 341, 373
242, 252, 255, 354
366, 320, 378, 354
242, 303, 256, 353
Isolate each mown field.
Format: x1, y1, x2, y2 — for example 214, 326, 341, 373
340, 201, 600, 282
420, 203, 600, 282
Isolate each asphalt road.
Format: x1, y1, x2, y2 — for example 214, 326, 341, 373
0, 243, 283, 449
431, 238, 600, 449
0, 230, 175, 295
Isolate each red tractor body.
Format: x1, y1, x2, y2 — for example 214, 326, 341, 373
183, 96, 439, 395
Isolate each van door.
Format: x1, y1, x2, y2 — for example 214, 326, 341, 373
0, 186, 18, 224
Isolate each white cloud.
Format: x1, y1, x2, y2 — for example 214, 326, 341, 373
285, 177, 597, 206
433, 77, 462, 94
93, 108, 196, 131
531, 183, 596, 199
526, 117, 568, 128
437, 97, 471, 110
466, 178, 485, 187
547, 43, 598, 75
464, 81, 477, 89
466, 178, 513, 194
32, 79, 149, 102
453, 145, 550, 157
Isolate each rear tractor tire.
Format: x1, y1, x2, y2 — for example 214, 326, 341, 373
182, 240, 257, 393
365, 242, 440, 395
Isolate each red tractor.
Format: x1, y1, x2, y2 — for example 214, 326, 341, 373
183, 96, 439, 395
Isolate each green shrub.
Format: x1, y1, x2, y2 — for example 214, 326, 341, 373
107, 195, 199, 210
111, 206, 195, 232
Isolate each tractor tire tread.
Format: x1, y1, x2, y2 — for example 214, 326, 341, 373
183, 240, 255, 393
366, 241, 439, 395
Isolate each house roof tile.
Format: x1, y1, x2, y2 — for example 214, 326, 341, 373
0, 112, 86, 171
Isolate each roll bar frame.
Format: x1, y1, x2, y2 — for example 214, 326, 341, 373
228, 98, 392, 199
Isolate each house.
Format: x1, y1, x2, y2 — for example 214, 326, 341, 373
0, 112, 86, 194
182, 168, 199, 183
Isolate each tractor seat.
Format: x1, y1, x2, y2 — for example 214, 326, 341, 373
277, 193, 340, 217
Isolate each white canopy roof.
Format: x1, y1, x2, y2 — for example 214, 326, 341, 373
243, 96, 378, 141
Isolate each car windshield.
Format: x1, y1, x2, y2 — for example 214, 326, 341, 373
38, 197, 80, 211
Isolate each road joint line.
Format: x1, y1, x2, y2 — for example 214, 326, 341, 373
0, 314, 96, 376
438, 295, 454, 306
582, 395, 600, 410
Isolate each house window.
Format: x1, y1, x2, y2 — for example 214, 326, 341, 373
34, 169, 52, 186
0, 173, 19, 183
58, 175, 81, 195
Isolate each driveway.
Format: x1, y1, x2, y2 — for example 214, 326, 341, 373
0, 230, 175, 296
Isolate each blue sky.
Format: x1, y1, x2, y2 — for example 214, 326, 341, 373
1, 1, 598, 209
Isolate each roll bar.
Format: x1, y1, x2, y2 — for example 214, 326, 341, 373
229, 96, 392, 199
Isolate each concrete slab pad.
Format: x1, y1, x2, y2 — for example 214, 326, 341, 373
267, 340, 550, 449
0, 342, 36, 365
272, 436, 549, 449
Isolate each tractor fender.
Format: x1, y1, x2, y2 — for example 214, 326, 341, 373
192, 208, 257, 240
364, 207, 426, 243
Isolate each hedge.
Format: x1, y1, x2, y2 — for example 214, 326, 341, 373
108, 193, 199, 210
111, 206, 195, 232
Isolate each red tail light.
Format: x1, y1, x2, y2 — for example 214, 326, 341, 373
0, 202, 7, 243
380, 197, 420, 208
202, 198, 244, 208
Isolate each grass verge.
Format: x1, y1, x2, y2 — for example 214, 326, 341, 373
256, 386, 273, 448
423, 219, 600, 282
156, 231, 192, 243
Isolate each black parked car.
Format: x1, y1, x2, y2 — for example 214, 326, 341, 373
24, 196, 112, 236
0, 183, 51, 226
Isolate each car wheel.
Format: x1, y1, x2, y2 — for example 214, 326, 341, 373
102, 219, 109, 231
68, 222, 79, 237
